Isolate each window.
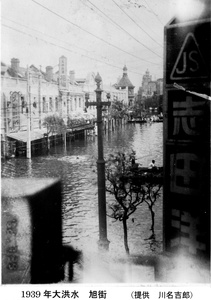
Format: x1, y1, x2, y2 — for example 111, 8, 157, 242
33, 97, 37, 109
55, 97, 58, 111
49, 97, 53, 112
43, 97, 46, 113
21, 96, 26, 113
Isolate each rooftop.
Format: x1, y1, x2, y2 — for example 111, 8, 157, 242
116, 65, 134, 88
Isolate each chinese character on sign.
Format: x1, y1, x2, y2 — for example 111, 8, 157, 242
170, 153, 202, 195
6, 217, 19, 271
171, 210, 206, 255
173, 95, 205, 136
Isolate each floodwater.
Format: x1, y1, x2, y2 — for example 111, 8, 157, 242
1, 122, 163, 263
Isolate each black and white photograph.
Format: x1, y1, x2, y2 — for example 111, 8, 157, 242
1, 0, 210, 298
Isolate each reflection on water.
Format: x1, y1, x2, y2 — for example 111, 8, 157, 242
1, 123, 163, 257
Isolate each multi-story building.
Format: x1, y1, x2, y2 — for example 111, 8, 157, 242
1, 56, 128, 156
1, 57, 85, 137
148, 81, 157, 96
141, 70, 163, 98
156, 78, 163, 96
142, 69, 152, 98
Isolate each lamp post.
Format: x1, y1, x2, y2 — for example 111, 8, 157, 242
27, 67, 31, 159
85, 73, 110, 251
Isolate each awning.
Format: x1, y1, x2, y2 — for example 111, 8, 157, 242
7, 129, 47, 143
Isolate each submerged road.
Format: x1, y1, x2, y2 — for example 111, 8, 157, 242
1, 122, 163, 258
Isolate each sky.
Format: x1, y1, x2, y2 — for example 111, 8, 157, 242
1, 0, 180, 91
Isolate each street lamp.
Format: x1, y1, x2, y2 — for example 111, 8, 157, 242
85, 73, 110, 251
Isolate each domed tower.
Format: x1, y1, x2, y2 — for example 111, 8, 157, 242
116, 65, 135, 106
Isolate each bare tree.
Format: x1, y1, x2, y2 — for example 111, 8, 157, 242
141, 174, 163, 239
106, 150, 145, 254
105, 150, 163, 254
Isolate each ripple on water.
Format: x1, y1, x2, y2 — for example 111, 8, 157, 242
1, 123, 163, 255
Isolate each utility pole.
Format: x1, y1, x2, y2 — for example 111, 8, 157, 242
85, 73, 111, 251
27, 67, 31, 159
38, 70, 42, 129
3, 94, 8, 157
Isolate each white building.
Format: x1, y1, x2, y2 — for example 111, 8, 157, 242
1, 56, 128, 146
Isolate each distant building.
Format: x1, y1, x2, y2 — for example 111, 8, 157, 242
142, 69, 152, 97
156, 78, 163, 96
141, 70, 163, 98
137, 87, 143, 101
115, 65, 135, 106
148, 81, 157, 96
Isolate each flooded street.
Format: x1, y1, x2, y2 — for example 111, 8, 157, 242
1, 122, 163, 258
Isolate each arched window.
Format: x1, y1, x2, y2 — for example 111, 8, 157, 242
21, 96, 26, 113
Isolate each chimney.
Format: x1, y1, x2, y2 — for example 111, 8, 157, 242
46, 66, 53, 81
11, 58, 20, 73
69, 70, 75, 83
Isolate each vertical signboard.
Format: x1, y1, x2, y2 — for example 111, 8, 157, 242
163, 14, 210, 258
59, 56, 68, 89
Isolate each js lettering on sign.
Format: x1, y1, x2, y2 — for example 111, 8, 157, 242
170, 33, 207, 80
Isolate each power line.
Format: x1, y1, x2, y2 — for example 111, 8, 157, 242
1, 17, 152, 76
30, 0, 161, 64
1, 16, 98, 58
2, 23, 157, 77
142, 0, 165, 26
111, 0, 164, 43
83, 0, 162, 51
119, 0, 163, 40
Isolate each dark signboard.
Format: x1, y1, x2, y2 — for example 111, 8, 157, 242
165, 20, 210, 84
163, 13, 210, 259
166, 89, 210, 141
164, 143, 209, 256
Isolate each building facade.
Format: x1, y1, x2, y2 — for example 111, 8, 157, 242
1, 56, 128, 153
141, 69, 163, 98
1, 58, 85, 137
